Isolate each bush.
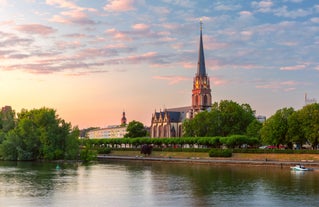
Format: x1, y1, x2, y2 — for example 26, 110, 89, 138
97, 147, 112, 154
209, 149, 232, 157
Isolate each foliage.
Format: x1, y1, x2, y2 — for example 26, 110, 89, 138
0, 106, 15, 133
80, 147, 97, 163
246, 119, 262, 139
124, 120, 147, 138
296, 103, 319, 149
260, 107, 294, 147
220, 135, 259, 148
183, 100, 256, 137
261, 104, 319, 149
96, 147, 111, 154
209, 149, 232, 157
82, 135, 258, 150
0, 107, 79, 161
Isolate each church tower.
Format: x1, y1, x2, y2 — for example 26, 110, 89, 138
121, 111, 127, 125
191, 20, 212, 115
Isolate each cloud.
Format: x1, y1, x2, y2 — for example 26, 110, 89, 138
106, 28, 132, 41
47, 0, 97, 25
50, 10, 95, 25
104, 0, 136, 12
310, 17, 319, 23
214, 3, 241, 11
211, 77, 228, 86
252, 0, 273, 13
0, 32, 33, 47
152, 75, 189, 85
46, 0, 78, 9
255, 80, 300, 91
280, 64, 306, 71
274, 6, 312, 18
15, 24, 56, 35
125, 52, 158, 64
0, 0, 8, 7
132, 23, 150, 31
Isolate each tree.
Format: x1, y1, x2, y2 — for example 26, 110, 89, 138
246, 119, 262, 139
124, 120, 147, 138
0, 106, 15, 132
297, 103, 319, 149
287, 111, 306, 149
260, 107, 294, 147
0, 107, 79, 160
183, 100, 256, 137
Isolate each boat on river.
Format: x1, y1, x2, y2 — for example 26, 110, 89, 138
290, 164, 313, 171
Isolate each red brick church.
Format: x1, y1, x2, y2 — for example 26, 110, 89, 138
150, 21, 212, 138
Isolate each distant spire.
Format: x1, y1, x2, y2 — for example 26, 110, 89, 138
121, 111, 127, 125
197, 19, 206, 76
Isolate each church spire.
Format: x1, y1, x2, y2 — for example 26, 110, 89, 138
192, 19, 212, 115
197, 19, 206, 76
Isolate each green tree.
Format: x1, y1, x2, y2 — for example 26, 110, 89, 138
183, 100, 256, 137
246, 119, 262, 139
0, 107, 79, 160
287, 111, 305, 149
297, 103, 319, 149
0, 106, 15, 132
260, 107, 294, 147
124, 120, 147, 138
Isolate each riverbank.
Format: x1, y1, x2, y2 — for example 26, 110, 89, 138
97, 151, 319, 168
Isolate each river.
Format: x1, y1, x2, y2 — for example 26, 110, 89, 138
1, 160, 318, 207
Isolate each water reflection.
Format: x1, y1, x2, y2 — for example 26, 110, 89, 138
0, 161, 319, 207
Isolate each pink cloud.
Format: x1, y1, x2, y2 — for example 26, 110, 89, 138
126, 52, 157, 63
280, 64, 306, 71
152, 75, 189, 85
256, 80, 299, 91
204, 36, 228, 50
47, 0, 96, 25
211, 77, 228, 86
104, 0, 135, 12
132, 23, 149, 31
311, 17, 319, 23
106, 28, 132, 41
46, 0, 77, 9
49, 9, 95, 25
15, 24, 56, 35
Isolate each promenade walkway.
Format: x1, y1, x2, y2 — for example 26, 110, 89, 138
97, 155, 319, 168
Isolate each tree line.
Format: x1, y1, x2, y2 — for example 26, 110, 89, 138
0, 107, 79, 161
182, 100, 319, 149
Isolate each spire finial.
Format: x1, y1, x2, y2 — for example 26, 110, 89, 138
200, 18, 203, 31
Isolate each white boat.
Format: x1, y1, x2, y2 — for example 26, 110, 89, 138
290, 164, 313, 171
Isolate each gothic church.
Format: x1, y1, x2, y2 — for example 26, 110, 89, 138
150, 21, 212, 138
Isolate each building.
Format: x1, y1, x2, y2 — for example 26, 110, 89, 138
87, 112, 127, 139
150, 21, 212, 138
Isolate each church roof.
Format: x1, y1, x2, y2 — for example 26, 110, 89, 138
197, 20, 206, 77
155, 111, 182, 123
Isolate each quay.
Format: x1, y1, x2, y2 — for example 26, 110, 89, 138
97, 155, 319, 168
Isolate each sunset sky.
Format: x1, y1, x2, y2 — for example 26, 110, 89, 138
1, 0, 319, 129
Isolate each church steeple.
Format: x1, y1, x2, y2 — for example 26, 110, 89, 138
191, 20, 212, 116
121, 111, 127, 125
197, 20, 206, 76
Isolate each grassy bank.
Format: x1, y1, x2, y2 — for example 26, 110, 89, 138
109, 150, 319, 162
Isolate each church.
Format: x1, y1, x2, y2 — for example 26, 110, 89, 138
150, 21, 212, 138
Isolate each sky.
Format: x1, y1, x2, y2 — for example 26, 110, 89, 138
1, 0, 319, 129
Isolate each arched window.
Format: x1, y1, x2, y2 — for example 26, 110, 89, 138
195, 95, 199, 106
203, 95, 208, 105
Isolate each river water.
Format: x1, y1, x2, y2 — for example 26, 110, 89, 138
0, 160, 318, 207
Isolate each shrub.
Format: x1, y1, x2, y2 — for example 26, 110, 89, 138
97, 147, 111, 154
209, 149, 232, 157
